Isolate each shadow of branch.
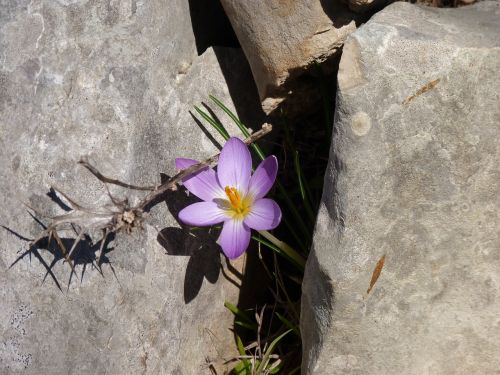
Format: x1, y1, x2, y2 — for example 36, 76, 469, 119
4, 208, 116, 291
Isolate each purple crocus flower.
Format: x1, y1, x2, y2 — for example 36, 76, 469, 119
175, 137, 282, 259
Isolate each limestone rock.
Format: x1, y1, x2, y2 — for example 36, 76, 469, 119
301, 2, 500, 374
220, 0, 358, 114
0, 1, 261, 373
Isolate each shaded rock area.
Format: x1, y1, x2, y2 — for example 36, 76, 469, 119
220, 0, 360, 115
347, 0, 390, 13
0, 1, 264, 374
302, 2, 500, 374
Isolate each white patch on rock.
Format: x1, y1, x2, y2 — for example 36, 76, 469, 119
350, 111, 371, 136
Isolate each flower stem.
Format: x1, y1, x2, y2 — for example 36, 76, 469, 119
258, 230, 306, 269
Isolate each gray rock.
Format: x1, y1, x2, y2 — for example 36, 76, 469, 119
301, 2, 500, 374
0, 1, 262, 373
220, 0, 358, 114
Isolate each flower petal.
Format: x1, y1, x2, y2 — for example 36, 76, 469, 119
217, 219, 251, 259
244, 198, 281, 230
175, 158, 225, 202
248, 156, 278, 199
179, 202, 227, 226
217, 137, 252, 192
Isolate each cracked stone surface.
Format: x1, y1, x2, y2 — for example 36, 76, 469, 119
0, 1, 263, 373
301, 2, 500, 374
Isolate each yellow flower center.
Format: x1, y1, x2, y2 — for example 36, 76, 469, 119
224, 186, 252, 219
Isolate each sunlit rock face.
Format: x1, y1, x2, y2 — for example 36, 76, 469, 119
0, 1, 263, 373
220, 0, 359, 115
301, 2, 500, 374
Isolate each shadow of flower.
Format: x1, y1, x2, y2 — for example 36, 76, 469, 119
156, 174, 222, 304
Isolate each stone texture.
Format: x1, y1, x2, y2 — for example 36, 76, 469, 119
301, 2, 500, 374
0, 1, 263, 373
220, 0, 358, 114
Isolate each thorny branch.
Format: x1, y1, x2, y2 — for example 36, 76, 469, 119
16, 124, 272, 280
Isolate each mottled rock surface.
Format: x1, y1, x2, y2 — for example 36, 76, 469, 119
220, 0, 358, 114
0, 1, 262, 374
302, 2, 500, 374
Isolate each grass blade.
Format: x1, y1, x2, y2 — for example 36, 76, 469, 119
225, 302, 258, 331
233, 335, 251, 374
256, 329, 292, 373
252, 234, 304, 272
259, 230, 306, 270
282, 216, 307, 252
275, 312, 300, 337
235, 320, 258, 331
194, 105, 230, 140
209, 95, 266, 160
294, 151, 315, 222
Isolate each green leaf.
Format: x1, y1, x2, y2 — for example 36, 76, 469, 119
275, 312, 300, 337
269, 360, 284, 374
275, 182, 312, 241
288, 365, 302, 375
256, 329, 292, 373
209, 95, 248, 135
233, 360, 251, 375
224, 302, 258, 330
235, 320, 258, 331
293, 151, 315, 222
257, 231, 306, 270
209, 95, 266, 160
282, 216, 307, 252
193, 105, 230, 140
233, 335, 251, 374
252, 235, 304, 272
236, 335, 247, 356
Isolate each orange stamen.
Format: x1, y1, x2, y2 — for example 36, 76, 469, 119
225, 186, 241, 209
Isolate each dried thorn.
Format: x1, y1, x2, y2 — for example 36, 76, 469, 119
47, 229, 53, 248
104, 183, 126, 207
81, 263, 87, 283
95, 262, 105, 277
79, 157, 156, 191
22, 202, 50, 219
47, 187, 72, 212
67, 230, 85, 259
42, 257, 58, 284
33, 247, 62, 291
26, 210, 47, 230
67, 269, 74, 292
1, 225, 32, 242
9, 248, 33, 270
108, 262, 120, 285
28, 230, 50, 253
70, 223, 80, 236
52, 230, 76, 274
96, 228, 109, 268
51, 185, 86, 211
